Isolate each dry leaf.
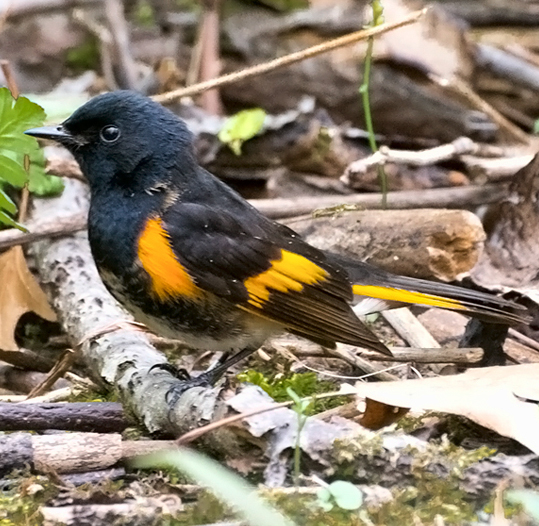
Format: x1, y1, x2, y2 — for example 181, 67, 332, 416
355, 365, 539, 454
0, 245, 56, 351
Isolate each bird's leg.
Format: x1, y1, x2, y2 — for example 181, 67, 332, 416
158, 345, 259, 405
199, 344, 259, 385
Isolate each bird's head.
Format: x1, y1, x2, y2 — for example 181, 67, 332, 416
25, 90, 197, 193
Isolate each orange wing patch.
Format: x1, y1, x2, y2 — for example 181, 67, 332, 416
138, 217, 200, 300
244, 250, 329, 308
352, 285, 467, 311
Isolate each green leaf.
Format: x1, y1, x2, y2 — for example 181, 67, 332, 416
327, 481, 363, 511
534, 120, 539, 135
218, 108, 266, 155
26, 148, 64, 196
0, 89, 45, 146
0, 188, 16, 215
0, 210, 26, 231
316, 487, 334, 512
0, 153, 27, 187
132, 449, 295, 526
506, 489, 539, 520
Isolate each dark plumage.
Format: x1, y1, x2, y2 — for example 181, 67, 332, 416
25, 91, 529, 372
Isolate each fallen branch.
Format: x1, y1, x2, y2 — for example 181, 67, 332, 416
343, 136, 479, 186
254, 183, 508, 219
0, 401, 128, 432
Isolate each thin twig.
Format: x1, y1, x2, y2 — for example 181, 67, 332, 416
0, 60, 19, 98
26, 349, 77, 399
177, 390, 355, 445
154, 9, 426, 104
429, 73, 531, 145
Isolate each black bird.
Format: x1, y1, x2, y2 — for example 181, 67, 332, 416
25, 91, 528, 381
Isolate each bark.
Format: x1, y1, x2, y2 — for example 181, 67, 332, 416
0, 401, 127, 432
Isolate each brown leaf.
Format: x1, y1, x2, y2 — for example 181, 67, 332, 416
354, 365, 539, 454
0, 246, 56, 351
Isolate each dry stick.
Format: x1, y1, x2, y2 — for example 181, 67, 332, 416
429, 73, 531, 145
508, 328, 539, 354
343, 136, 479, 183
197, 0, 223, 115
72, 8, 118, 90
153, 9, 426, 104
177, 390, 355, 445
26, 349, 76, 399
104, 0, 138, 89
365, 347, 483, 364
381, 308, 440, 350
0, 213, 87, 251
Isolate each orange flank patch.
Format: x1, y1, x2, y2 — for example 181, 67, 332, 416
244, 250, 329, 308
352, 285, 467, 311
138, 217, 199, 301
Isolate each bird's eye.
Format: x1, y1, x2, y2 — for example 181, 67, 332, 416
100, 125, 120, 143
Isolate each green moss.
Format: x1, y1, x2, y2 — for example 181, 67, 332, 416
238, 370, 344, 413
0, 472, 58, 526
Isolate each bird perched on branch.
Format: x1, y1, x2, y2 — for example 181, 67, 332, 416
26, 91, 528, 386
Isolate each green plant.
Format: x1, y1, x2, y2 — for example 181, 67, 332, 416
286, 386, 313, 486
316, 480, 363, 512
0, 88, 63, 230
360, 1, 387, 206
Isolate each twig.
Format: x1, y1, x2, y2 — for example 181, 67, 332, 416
153, 9, 426, 104
323, 344, 398, 381
380, 307, 440, 349
0, 213, 87, 250
462, 154, 535, 181
104, 0, 138, 89
177, 390, 355, 445
0, 60, 19, 98
18, 386, 84, 403
26, 349, 77, 399
342, 136, 479, 186
0, 348, 56, 372
253, 183, 508, 219
508, 328, 539, 354
429, 73, 531, 145
72, 8, 118, 90
0, 401, 128, 432
365, 346, 483, 363
197, 0, 223, 114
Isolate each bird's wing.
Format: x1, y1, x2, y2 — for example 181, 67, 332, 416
137, 202, 389, 353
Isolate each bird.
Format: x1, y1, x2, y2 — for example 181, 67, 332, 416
25, 91, 528, 385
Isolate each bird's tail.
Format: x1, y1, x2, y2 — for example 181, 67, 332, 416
326, 253, 529, 325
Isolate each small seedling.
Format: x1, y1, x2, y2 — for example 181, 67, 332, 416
316, 480, 363, 512
286, 386, 313, 486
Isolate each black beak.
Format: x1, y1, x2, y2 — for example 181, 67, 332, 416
25, 125, 74, 144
